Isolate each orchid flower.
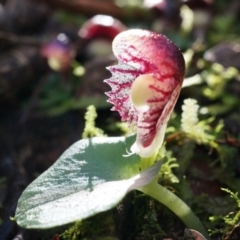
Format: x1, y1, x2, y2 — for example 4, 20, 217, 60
41, 33, 74, 72
105, 29, 185, 158
14, 29, 209, 239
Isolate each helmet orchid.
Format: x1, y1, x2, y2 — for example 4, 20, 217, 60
105, 29, 185, 158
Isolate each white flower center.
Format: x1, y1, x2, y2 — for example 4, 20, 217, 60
130, 74, 155, 111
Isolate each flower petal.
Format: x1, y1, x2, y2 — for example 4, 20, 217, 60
105, 29, 185, 157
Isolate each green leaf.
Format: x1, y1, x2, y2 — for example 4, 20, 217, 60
15, 135, 162, 229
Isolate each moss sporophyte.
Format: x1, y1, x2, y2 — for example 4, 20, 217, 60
15, 29, 208, 240
105, 29, 208, 238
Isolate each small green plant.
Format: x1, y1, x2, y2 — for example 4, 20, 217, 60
157, 144, 179, 184
180, 97, 230, 169
181, 98, 223, 147
209, 188, 240, 237
82, 105, 105, 138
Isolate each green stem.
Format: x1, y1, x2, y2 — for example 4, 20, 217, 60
140, 153, 157, 170
138, 180, 209, 239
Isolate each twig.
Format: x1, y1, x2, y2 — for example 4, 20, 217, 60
42, 0, 124, 18
165, 131, 185, 143
0, 31, 46, 46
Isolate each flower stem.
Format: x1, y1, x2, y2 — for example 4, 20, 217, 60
138, 180, 209, 239
140, 153, 157, 170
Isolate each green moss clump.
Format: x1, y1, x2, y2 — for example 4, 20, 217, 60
82, 105, 105, 138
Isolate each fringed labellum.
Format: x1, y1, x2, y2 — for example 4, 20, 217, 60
105, 29, 185, 158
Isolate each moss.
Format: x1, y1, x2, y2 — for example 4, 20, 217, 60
82, 105, 105, 138
209, 189, 240, 238
61, 211, 116, 240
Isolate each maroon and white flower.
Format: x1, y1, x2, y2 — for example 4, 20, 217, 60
41, 33, 74, 72
105, 29, 185, 157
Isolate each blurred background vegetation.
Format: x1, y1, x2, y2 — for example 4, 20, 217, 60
0, 0, 240, 239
